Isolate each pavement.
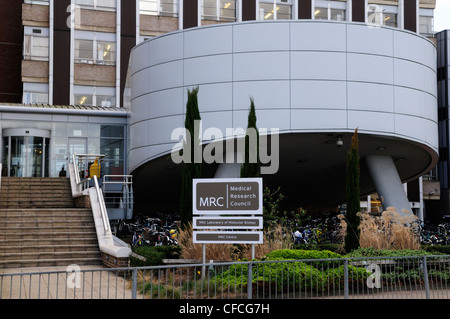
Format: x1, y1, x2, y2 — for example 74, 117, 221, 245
0, 265, 134, 299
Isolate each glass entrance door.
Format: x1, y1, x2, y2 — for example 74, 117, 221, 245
2, 129, 50, 177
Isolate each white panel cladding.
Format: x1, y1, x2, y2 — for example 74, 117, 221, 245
129, 20, 438, 172
291, 52, 346, 81
233, 81, 290, 110
347, 82, 394, 113
195, 83, 233, 112
147, 115, 184, 145
233, 22, 290, 52
289, 21, 347, 52
291, 80, 347, 110
184, 25, 233, 58
347, 53, 394, 85
148, 88, 184, 118
184, 54, 233, 86
348, 110, 395, 134
394, 58, 437, 94
145, 32, 184, 67
147, 60, 183, 93
290, 109, 347, 130
346, 24, 394, 57
394, 30, 437, 70
233, 51, 290, 81
395, 86, 437, 120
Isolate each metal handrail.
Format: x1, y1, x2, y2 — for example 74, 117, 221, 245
93, 175, 110, 233
71, 154, 91, 195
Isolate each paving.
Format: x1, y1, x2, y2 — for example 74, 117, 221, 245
0, 265, 133, 299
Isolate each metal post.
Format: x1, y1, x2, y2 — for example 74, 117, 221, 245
247, 262, 253, 299
202, 244, 206, 279
344, 259, 349, 299
422, 256, 430, 299
131, 268, 138, 299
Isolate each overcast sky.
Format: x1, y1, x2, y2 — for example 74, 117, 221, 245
434, 0, 450, 32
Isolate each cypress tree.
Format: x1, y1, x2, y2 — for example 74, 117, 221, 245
180, 87, 201, 228
240, 97, 260, 178
344, 128, 361, 253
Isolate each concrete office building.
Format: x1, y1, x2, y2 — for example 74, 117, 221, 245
0, 0, 443, 220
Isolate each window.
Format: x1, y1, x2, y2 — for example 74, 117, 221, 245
23, 27, 49, 61
140, 0, 178, 17
97, 41, 116, 65
100, 125, 125, 176
75, 0, 116, 11
23, 92, 49, 105
202, 0, 236, 21
74, 86, 116, 107
383, 12, 397, 28
367, 4, 397, 28
24, 0, 49, 5
75, 38, 116, 65
419, 16, 433, 35
75, 40, 94, 63
314, 1, 346, 21
23, 83, 49, 105
259, 0, 292, 20
74, 94, 93, 106
419, 8, 434, 36
97, 95, 116, 107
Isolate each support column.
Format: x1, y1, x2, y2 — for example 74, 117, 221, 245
214, 151, 242, 178
366, 155, 412, 215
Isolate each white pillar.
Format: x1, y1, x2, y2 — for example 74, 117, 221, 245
366, 155, 412, 215
214, 151, 242, 178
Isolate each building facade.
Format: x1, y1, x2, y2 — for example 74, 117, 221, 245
0, 0, 444, 220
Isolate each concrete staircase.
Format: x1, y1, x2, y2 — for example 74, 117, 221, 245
0, 177, 75, 209
0, 177, 102, 269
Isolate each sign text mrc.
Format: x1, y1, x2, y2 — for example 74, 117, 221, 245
193, 178, 263, 215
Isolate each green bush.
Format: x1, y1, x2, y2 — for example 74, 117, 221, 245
130, 246, 181, 267
264, 249, 343, 261
422, 245, 450, 255
212, 249, 370, 295
345, 247, 446, 258
253, 259, 326, 292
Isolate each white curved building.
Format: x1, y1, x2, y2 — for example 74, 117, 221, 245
129, 20, 438, 213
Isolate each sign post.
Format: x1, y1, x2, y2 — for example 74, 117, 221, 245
192, 178, 263, 264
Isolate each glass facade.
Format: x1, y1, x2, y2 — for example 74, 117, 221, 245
0, 119, 126, 178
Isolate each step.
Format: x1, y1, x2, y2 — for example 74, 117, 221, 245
0, 249, 101, 260
0, 257, 103, 269
0, 238, 99, 248
0, 244, 100, 254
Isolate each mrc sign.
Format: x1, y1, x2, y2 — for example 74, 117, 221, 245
192, 178, 263, 244
193, 178, 262, 215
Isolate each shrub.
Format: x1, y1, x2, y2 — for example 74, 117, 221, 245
130, 246, 181, 267
253, 259, 326, 294
358, 208, 421, 250
345, 247, 445, 258
263, 249, 343, 261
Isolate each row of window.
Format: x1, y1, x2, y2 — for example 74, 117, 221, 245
23, 0, 435, 33
23, 83, 116, 108
23, 93, 116, 107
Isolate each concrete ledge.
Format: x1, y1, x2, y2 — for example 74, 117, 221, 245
88, 188, 132, 268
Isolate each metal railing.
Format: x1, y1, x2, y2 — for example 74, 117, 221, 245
93, 175, 110, 233
102, 175, 134, 221
2, 255, 450, 299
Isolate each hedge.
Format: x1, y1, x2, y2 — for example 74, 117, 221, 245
130, 246, 181, 267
